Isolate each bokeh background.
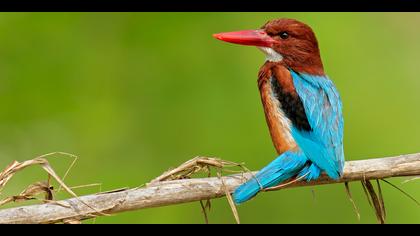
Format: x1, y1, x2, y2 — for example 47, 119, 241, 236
0, 12, 419, 224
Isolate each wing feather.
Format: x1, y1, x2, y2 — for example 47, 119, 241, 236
289, 70, 345, 179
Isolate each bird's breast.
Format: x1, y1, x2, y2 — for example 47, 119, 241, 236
260, 76, 298, 154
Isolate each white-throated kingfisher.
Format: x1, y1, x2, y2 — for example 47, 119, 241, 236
213, 18, 345, 204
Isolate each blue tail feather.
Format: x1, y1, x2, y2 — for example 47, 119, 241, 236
298, 162, 322, 181
233, 151, 308, 204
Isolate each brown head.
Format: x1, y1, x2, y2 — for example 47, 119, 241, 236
213, 18, 324, 75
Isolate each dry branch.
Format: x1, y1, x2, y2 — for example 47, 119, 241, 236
0, 153, 419, 224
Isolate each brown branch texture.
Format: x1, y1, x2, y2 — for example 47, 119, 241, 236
0, 153, 419, 224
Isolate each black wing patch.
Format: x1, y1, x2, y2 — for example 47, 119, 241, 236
270, 77, 312, 131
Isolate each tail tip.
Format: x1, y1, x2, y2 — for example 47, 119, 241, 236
232, 183, 259, 204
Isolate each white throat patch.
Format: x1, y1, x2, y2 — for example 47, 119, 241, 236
258, 47, 283, 62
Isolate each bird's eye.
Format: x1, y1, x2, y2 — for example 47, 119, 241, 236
279, 31, 289, 39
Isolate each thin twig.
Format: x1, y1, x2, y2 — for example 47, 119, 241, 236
381, 179, 420, 206
345, 182, 360, 221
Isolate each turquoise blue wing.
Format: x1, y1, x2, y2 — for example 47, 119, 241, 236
289, 70, 344, 179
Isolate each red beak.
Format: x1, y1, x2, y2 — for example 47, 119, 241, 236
213, 30, 276, 47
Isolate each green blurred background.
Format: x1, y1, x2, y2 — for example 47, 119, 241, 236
0, 12, 419, 224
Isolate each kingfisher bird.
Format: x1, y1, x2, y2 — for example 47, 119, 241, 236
213, 18, 345, 204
